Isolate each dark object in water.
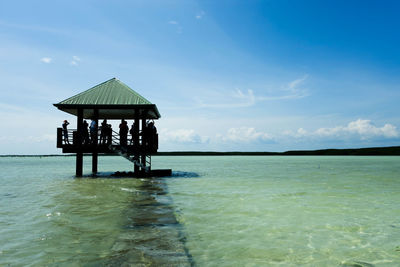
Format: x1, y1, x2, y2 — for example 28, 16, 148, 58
111, 169, 172, 178
340, 261, 375, 267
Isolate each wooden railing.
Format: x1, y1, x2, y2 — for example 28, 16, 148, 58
57, 127, 158, 153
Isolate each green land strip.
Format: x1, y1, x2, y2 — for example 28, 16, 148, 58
156, 146, 400, 156
1, 146, 400, 157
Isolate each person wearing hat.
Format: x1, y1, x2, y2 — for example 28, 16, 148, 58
62, 120, 70, 144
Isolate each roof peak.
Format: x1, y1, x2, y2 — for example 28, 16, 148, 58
56, 78, 152, 106
54, 78, 161, 119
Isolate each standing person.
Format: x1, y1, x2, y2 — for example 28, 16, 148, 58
62, 120, 70, 144
129, 121, 136, 145
152, 121, 158, 152
151, 121, 158, 152
82, 120, 89, 144
100, 119, 108, 145
119, 119, 129, 147
142, 121, 150, 148
147, 121, 157, 151
90, 120, 97, 144
106, 123, 113, 145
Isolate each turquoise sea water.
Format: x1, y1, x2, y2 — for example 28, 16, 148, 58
1, 156, 400, 266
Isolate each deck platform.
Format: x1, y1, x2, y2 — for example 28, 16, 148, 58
59, 143, 155, 154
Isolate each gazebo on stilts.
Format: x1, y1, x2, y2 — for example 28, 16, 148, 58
54, 78, 171, 177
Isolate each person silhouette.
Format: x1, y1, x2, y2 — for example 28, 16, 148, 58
83, 120, 89, 144
90, 120, 97, 144
62, 120, 70, 144
119, 119, 129, 147
100, 119, 108, 145
129, 121, 136, 145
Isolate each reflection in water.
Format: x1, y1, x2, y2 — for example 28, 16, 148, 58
172, 171, 201, 178
107, 178, 194, 266
0, 155, 198, 266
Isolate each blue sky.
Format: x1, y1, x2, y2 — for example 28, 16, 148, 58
1, 0, 400, 154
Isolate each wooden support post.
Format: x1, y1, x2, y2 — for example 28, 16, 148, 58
92, 109, 98, 175
92, 154, 98, 174
76, 153, 83, 177
57, 128, 63, 148
92, 153, 98, 174
141, 118, 146, 173
134, 110, 140, 175
76, 108, 84, 176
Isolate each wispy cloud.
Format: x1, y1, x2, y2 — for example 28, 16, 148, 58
70, 55, 81, 66
257, 75, 309, 101
27, 134, 57, 143
0, 135, 52, 143
196, 11, 205, 19
0, 102, 32, 113
233, 89, 256, 105
0, 20, 64, 35
40, 57, 52, 63
196, 75, 309, 108
197, 89, 255, 108
168, 20, 182, 34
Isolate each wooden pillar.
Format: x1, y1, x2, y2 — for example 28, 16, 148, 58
134, 110, 140, 175
92, 152, 98, 174
57, 128, 63, 148
141, 118, 146, 173
76, 108, 83, 176
92, 109, 98, 175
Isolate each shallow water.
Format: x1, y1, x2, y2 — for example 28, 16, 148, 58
1, 156, 400, 266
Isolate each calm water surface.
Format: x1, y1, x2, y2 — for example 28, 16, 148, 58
0, 156, 400, 266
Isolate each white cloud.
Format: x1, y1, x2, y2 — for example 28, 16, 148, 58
219, 127, 273, 143
347, 119, 398, 138
297, 128, 308, 136
159, 128, 208, 143
288, 119, 399, 140
40, 57, 52, 63
70, 55, 81, 66
196, 11, 205, 19
168, 20, 178, 25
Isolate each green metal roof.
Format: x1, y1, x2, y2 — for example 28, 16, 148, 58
54, 78, 161, 119
59, 78, 152, 105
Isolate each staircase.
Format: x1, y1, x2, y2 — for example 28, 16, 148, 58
108, 130, 151, 173
108, 144, 150, 173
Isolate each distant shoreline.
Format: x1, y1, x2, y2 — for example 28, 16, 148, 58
157, 146, 400, 156
1, 146, 400, 157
